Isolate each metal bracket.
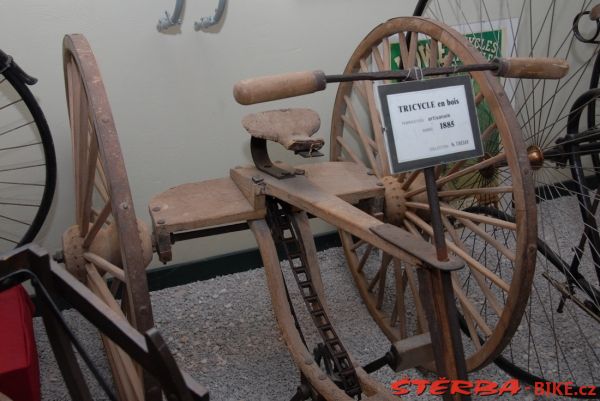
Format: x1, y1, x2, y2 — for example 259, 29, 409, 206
194, 0, 227, 30
157, 0, 185, 32
250, 137, 295, 179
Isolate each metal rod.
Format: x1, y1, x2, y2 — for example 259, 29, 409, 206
325, 64, 495, 84
424, 167, 449, 261
420, 167, 471, 401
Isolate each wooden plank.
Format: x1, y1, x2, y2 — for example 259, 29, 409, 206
295, 161, 383, 204
149, 177, 265, 235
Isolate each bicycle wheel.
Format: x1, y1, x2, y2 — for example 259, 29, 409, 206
62, 34, 157, 401
415, 0, 600, 393
0, 50, 56, 253
331, 16, 536, 372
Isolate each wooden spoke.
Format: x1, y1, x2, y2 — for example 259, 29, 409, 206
359, 59, 391, 174
405, 152, 508, 198
382, 37, 391, 71
462, 305, 483, 351
405, 201, 517, 231
442, 215, 505, 316
372, 46, 386, 74
85, 264, 143, 401
336, 136, 365, 167
405, 211, 511, 293
344, 96, 378, 151
80, 133, 99, 236
357, 244, 374, 273
397, 31, 410, 69
95, 158, 109, 202
83, 200, 111, 248
452, 281, 493, 337
404, 263, 428, 332
429, 39, 439, 68
368, 268, 383, 292
376, 253, 393, 309
407, 30, 418, 68
442, 50, 455, 67
481, 123, 498, 142
350, 239, 367, 251
455, 216, 516, 262
84, 252, 125, 282
391, 260, 407, 334
438, 186, 514, 200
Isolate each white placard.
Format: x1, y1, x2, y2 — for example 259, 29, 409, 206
378, 76, 483, 173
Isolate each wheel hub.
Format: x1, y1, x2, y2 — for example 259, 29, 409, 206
62, 219, 153, 283
527, 145, 544, 170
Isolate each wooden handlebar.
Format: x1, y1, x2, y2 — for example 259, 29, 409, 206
233, 70, 327, 105
591, 4, 600, 21
233, 57, 568, 106
493, 57, 569, 79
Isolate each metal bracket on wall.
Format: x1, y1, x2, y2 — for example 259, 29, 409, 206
194, 0, 227, 30
157, 0, 185, 32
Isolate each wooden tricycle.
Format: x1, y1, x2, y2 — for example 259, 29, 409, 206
58, 16, 569, 401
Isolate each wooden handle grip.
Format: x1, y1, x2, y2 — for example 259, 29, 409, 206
233, 70, 327, 105
493, 57, 569, 79
591, 4, 600, 20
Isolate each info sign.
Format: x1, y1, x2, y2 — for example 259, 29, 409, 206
378, 75, 483, 173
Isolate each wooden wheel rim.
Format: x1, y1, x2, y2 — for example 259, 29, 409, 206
62, 34, 154, 400
63, 33, 153, 330
331, 17, 537, 371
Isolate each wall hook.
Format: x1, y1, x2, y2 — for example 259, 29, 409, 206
157, 0, 185, 32
194, 0, 227, 30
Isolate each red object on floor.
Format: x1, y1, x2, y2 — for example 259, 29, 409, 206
0, 285, 40, 401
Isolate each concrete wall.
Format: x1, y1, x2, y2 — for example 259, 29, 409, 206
1, 0, 416, 266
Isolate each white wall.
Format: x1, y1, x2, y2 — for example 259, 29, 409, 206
1, 0, 416, 266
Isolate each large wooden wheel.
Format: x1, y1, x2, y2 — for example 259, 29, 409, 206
62, 34, 155, 401
331, 17, 537, 371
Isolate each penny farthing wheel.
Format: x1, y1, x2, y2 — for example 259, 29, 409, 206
62, 34, 155, 401
414, 1, 600, 392
330, 17, 536, 372
0, 50, 56, 252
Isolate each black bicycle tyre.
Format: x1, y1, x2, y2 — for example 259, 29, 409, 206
1, 54, 57, 248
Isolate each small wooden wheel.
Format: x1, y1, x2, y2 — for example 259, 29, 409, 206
331, 17, 536, 371
62, 34, 155, 401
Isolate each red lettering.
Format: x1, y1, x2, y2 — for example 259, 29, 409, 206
498, 379, 520, 396
429, 378, 450, 395
580, 385, 597, 397
450, 380, 473, 395
413, 379, 430, 395
474, 380, 498, 396
534, 382, 546, 396
390, 378, 411, 395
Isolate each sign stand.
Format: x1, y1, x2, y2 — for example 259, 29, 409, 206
420, 166, 471, 401
378, 76, 481, 400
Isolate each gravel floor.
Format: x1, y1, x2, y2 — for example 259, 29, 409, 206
34, 245, 593, 400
